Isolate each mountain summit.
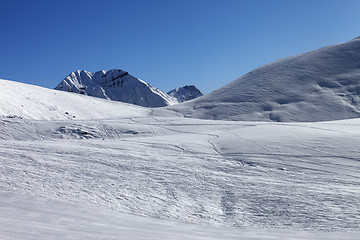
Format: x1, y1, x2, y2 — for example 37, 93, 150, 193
55, 69, 178, 107
167, 85, 203, 102
170, 37, 360, 122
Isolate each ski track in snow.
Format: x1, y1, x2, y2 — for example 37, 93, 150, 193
3, 193, 359, 240
1, 116, 360, 239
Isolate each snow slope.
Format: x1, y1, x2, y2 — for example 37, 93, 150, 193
2, 193, 358, 240
169, 37, 360, 122
1, 79, 359, 239
55, 69, 178, 107
0, 78, 149, 120
167, 85, 203, 102
1, 115, 359, 238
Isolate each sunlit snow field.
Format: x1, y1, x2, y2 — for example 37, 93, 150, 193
1, 115, 360, 239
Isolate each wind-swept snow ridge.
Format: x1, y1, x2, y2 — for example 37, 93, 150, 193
55, 69, 178, 107
167, 85, 203, 102
170, 37, 360, 122
0, 79, 149, 120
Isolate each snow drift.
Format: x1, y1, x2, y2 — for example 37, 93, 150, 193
170, 37, 360, 122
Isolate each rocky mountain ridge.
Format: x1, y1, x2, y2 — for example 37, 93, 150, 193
55, 69, 178, 107
167, 85, 203, 102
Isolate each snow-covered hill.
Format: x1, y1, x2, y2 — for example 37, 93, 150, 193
0, 79, 149, 120
169, 37, 360, 122
167, 85, 203, 102
55, 69, 178, 107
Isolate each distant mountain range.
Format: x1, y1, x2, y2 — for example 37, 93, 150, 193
55, 69, 203, 108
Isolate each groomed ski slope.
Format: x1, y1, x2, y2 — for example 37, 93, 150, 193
0, 79, 359, 239
1, 116, 360, 239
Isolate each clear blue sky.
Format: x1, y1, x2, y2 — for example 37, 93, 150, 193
1, 0, 360, 94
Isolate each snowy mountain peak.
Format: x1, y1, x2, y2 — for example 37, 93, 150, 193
167, 85, 203, 102
55, 69, 178, 107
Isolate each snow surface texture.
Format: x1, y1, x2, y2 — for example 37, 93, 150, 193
167, 85, 203, 102
2, 193, 358, 240
169, 37, 360, 122
55, 69, 178, 107
0, 79, 359, 239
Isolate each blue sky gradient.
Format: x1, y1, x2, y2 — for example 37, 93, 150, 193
1, 0, 360, 93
